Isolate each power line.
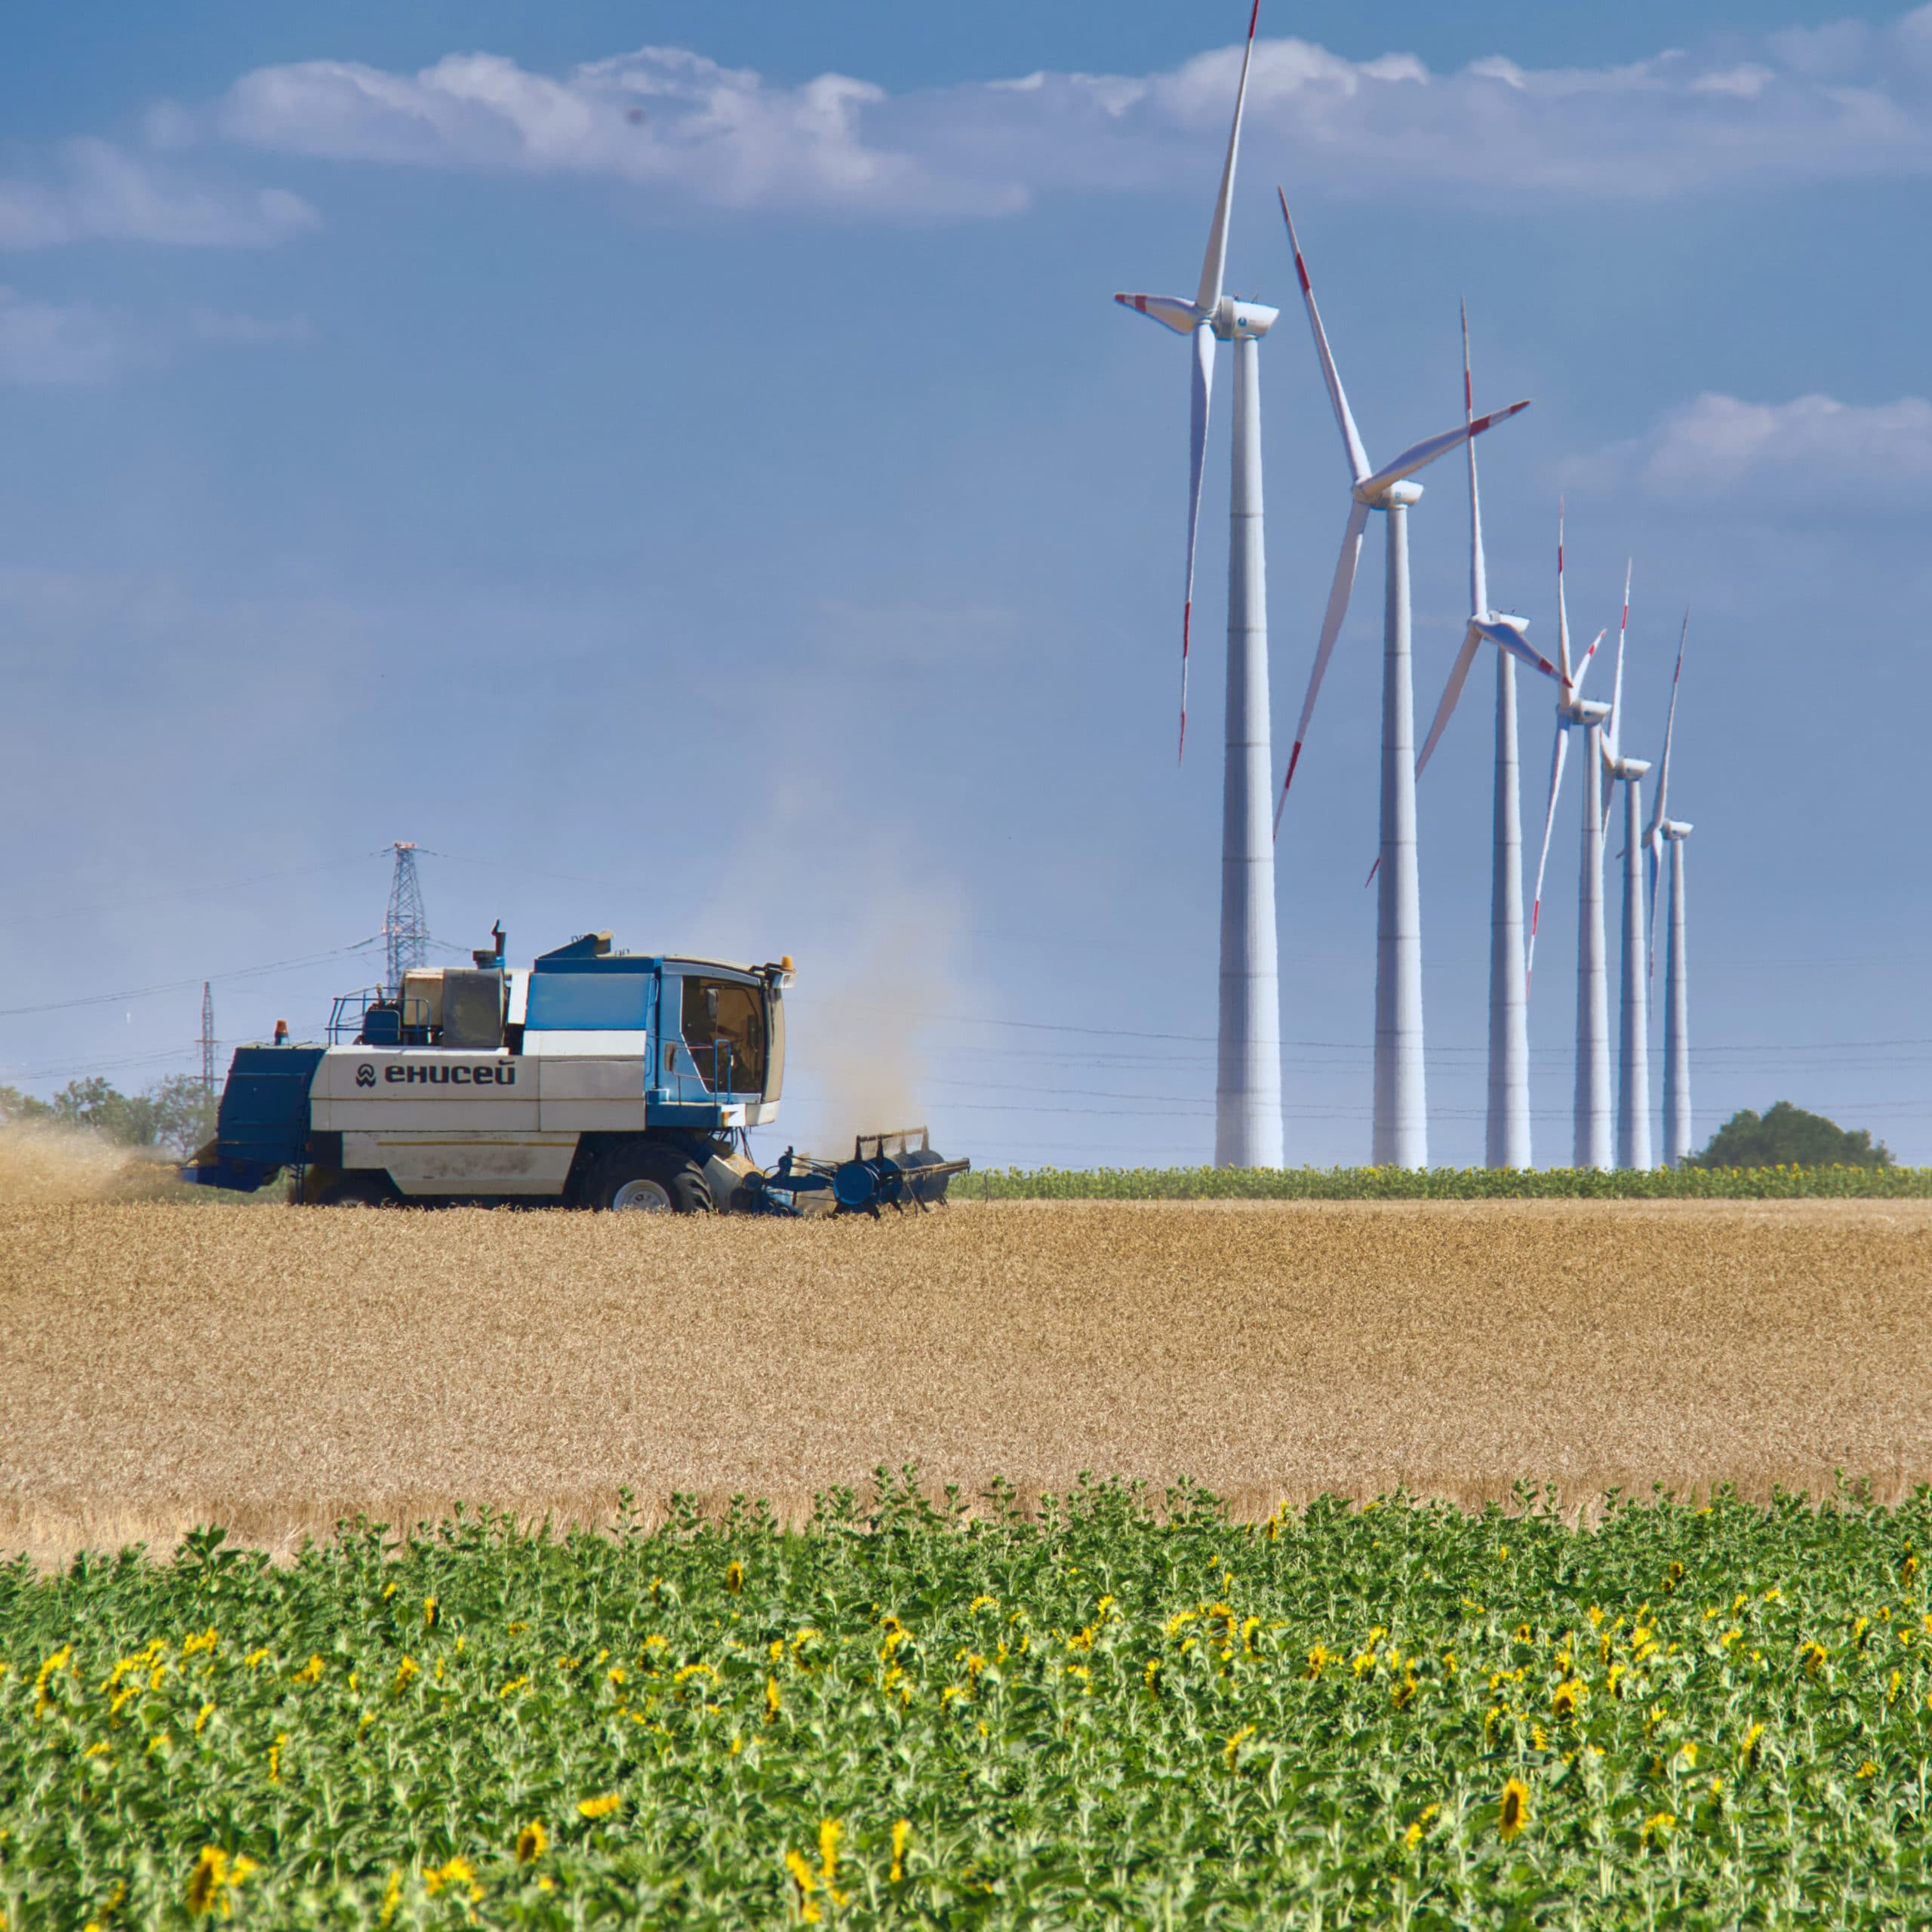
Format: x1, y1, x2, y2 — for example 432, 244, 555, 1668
0, 939, 381, 1023
7, 853, 383, 924
804, 999, 1932, 1060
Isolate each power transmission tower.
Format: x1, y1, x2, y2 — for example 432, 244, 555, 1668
199, 982, 217, 1094
383, 841, 430, 995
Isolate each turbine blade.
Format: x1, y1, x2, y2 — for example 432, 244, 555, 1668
1358, 400, 1531, 501
1555, 498, 1572, 687
1480, 620, 1560, 683
1275, 497, 1370, 833
1463, 299, 1485, 619
1195, 1, 1263, 314
1646, 829, 1663, 980
1597, 565, 1630, 838
1571, 627, 1607, 700
1648, 608, 1689, 835
1526, 722, 1571, 989
1417, 623, 1484, 780
1180, 323, 1215, 761
1114, 292, 1207, 336
1276, 189, 1372, 485
1607, 558, 1632, 758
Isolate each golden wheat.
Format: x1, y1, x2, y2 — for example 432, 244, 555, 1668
3, 1198, 1929, 1562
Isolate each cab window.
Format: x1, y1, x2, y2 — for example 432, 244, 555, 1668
680, 977, 767, 1094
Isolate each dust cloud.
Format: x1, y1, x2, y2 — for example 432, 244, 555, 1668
780, 894, 974, 1161
809, 917, 928, 1150
660, 764, 981, 1166
0, 1122, 175, 1204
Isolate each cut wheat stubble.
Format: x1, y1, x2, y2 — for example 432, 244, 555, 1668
2, 1197, 1929, 1561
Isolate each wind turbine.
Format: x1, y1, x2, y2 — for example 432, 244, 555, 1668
1272, 199, 1531, 1168
1644, 616, 1694, 1166
1414, 306, 1564, 1171
1114, 2, 1284, 1168
1600, 568, 1653, 1170
1525, 507, 1612, 1170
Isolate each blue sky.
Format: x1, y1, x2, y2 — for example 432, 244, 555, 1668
2, 1, 1927, 1168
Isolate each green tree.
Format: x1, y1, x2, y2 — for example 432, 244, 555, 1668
0, 1084, 52, 1125
140, 1075, 219, 1158
49, 1076, 138, 1141
7, 1075, 217, 1158
1689, 1100, 1893, 1170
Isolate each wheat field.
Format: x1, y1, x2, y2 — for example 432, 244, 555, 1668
4, 1197, 1930, 1561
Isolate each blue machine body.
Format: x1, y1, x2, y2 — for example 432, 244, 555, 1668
177, 930, 799, 1203
181, 1044, 327, 1191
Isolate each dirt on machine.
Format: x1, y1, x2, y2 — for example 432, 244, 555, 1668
182, 927, 968, 1215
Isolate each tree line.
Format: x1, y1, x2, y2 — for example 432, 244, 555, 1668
1689, 1101, 1892, 1170
0, 1075, 217, 1160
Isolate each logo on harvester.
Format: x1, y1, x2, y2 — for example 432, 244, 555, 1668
355, 1063, 376, 1087
381, 1062, 516, 1086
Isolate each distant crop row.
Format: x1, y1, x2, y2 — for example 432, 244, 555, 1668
6, 1478, 1932, 1927
953, 1164, 1932, 1201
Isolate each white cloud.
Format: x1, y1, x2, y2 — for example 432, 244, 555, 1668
194, 13, 1932, 217
213, 47, 1011, 215
0, 289, 314, 386
1567, 392, 1932, 502
0, 139, 316, 249
1767, 22, 1870, 79
0, 289, 140, 384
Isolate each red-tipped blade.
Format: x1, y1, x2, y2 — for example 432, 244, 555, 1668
1526, 722, 1571, 989
1647, 609, 1688, 836
1358, 400, 1531, 502
1272, 740, 1302, 838
1277, 189, 1371, 486
1195, 2, 1263, 315
1180, 322, 1215, 762
1417, 623, 1484, 781
1275, 497, 1370, 834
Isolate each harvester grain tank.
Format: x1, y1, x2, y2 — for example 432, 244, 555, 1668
182, 930, 965, 1213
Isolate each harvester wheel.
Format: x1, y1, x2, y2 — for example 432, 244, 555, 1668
589, 1146, 712, 1215
311, 1171, 397, 1208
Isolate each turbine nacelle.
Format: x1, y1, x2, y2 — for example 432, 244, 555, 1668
1217, 297, 1278, 340
1366, 477, 1424, 510
1609, 755, 1651, 780
1566, 697, 1612, 727
1114, 292, 1278, 341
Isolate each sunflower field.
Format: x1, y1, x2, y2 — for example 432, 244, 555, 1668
5, 1475, 1930, 1927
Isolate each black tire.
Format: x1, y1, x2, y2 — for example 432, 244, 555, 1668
310, 1170, 398, 1208
586, 1144, 712, 1215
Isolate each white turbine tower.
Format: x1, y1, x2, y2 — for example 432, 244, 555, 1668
1415, 306, 1564, 1170
1600, 571, 1653, 1170
1115, 2, 1284, 1168
1645, 616, 1694, 1166
1272, 200, 1531, 1168
1526, 508, 1611, 1170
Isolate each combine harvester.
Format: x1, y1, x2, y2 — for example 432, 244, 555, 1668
182, 929, 967, 1214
